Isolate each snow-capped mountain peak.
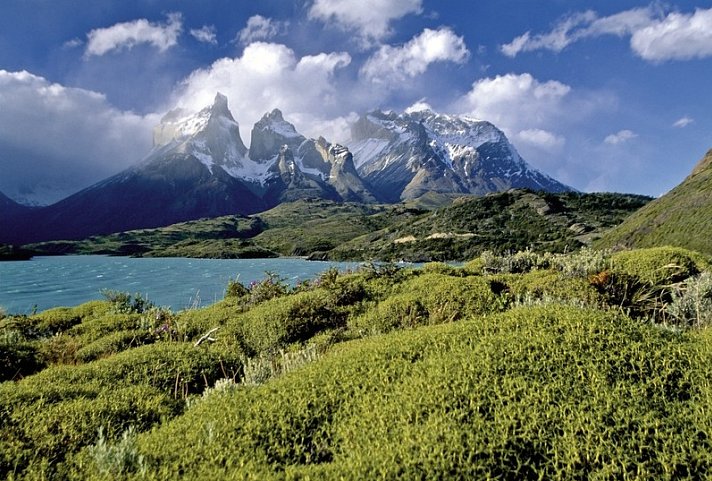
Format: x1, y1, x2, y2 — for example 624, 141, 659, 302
145, 93, 278, 184
348, 109, 571, 202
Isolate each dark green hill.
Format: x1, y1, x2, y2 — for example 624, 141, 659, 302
597, 149, 712, 255
329, 190, 651, 261
27, 191, 649, 262
26, 200, 416, 259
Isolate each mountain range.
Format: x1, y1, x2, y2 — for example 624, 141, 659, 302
0, 93, 571, 244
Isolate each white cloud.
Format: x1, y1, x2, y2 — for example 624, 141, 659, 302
451, 72, 622, 189
237, 15, 288, 45
501, 6, 712, 62
516, 129, 565, 151
455, 73, 571, 135
631, 8, 712, 61
405, 99, 433, 113
308, 0, 422, 47
361, 27, 469, 83
604, 129, 637, 145
63, 38, 83, 49
190, 25, 217, 45
173, 42, 352, 141
85, 12, 182, 57
673, 116, 694, 128
501, 10, 598, 57
0, 70, 156, 204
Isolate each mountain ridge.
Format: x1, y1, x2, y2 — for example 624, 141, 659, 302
1, 94, 574, 244
350, 109, 571, 202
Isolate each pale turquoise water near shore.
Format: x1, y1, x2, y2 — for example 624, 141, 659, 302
0, 256, 362, 314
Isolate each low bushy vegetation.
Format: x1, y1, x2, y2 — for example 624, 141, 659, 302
2, 245, 712, 480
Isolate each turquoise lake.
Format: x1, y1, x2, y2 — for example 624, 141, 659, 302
0, 256, 362, 314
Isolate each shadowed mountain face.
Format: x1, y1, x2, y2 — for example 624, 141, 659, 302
1, 95, 573, 245
0, 191, 34, 244
349, 110, 572, 202
597, 149, 712, 255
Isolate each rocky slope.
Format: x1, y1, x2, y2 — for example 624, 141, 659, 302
349, 110, 572, 202
249, 109, 376, 204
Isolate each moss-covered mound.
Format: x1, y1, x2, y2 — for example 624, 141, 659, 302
71, 305, 712, 480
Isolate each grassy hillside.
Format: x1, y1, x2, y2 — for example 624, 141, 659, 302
597, 149, 712, 255
2, 246, 712, 479
26, 191, 649, 262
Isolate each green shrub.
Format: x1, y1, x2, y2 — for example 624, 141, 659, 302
30, 307, 83, 335
19, 342, 242, 396
550, 247, 611, 277
38, 333, 81, 365
76, 330, 155, 363
479, 249, 553, 274
225, 278, 249, 299
401, 273, 504, 323
82, 305, 712, 481
669, 272, 712, 327
421, 262, 464, 276
350, 273, 503, 336
610, 246, 708, 285
462, 257, 485, 275
246, 272, 289, 305
66, 312, 144, 342
351, 293, 428, 335
0, 341, 243, 478
498, 269, 602, 308
229, 290, 343, 355
101, 290, 154, 314
1, 302, 107, 344
241, 345, 323, 387
0, 342, 44, 381
174, 299, 242, 345
2, 384, 174, 479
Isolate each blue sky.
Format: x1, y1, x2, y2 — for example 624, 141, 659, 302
1, 0, 711, 204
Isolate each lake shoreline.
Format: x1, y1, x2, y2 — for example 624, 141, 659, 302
0, 256, 363, 315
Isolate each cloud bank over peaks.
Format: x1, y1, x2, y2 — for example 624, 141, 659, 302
517, 129, 566, 151
501, 5, 712, 62
237, 15, 289, 45
173, 42, 352, 143
405, 99, 434, 114
455, 73, 571, 136
361, 27, 469, 84
85, 12, 183, 57
450, 72, 623, 190
0, 70, 156, 204
308, 0, 422, 47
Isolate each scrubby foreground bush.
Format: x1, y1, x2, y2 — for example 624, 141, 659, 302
2, 246, 712, 480
72, 306, 712, 480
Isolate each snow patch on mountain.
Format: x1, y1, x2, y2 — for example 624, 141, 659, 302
350, 138, 390, 169
223, 156, 276, 183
